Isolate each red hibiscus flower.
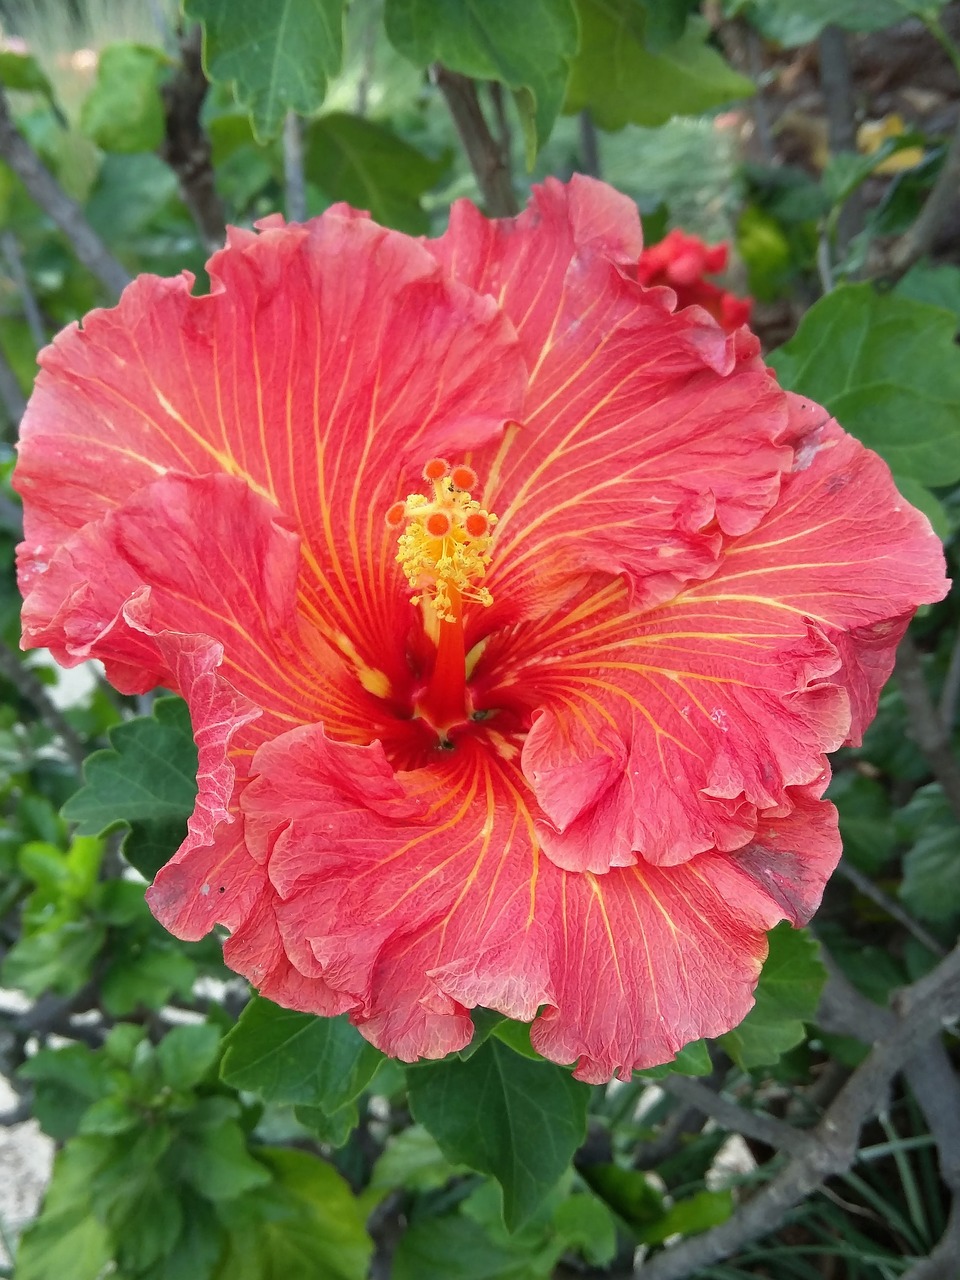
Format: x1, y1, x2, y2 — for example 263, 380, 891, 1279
636, 227, 752, 333
15, 177, 946, 1081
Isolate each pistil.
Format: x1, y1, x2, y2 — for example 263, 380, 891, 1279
387, 459, 497, 741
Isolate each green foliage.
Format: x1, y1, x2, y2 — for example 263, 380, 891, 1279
829, 771, 896, 874
897, 783, 960, 923
62, 697, 198, 879
220, 998, 384, 1142
736, 0, 946, 47
721, 924, 826, 1068
0, 49, 55, 97
407, 1037, 590, 1229
303, 112, 447, 232
187, 0, 347, 141
566, 2, 753, 130
769, 283, 960, 505
79, 44, 167, 153
385, 0, 579, 161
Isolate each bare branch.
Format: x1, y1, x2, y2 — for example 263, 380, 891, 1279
819, 25, 863, 254
1, 229, 45, 349
160, 26, 226, 253
888, 111, 960, 277
578, 109, 601, 179
432, 66, 518, 217
283, 112, 307, 224
0, 86, 130, 300
0, 640, 88, 773
0, 341, 26, 432
662, 1075, 815, 1158
837, 858, 947, 958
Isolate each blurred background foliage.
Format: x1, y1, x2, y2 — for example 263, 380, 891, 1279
1, 1, 960, 1278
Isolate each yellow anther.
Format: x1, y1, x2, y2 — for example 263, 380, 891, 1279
391, 462, 497, 622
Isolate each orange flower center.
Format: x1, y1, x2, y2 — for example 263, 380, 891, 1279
387, 459, 498, 737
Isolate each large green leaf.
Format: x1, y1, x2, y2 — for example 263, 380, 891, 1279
220, 998, 383, 1114
61, 697, 197, 880
186, 0, 347, 141
303, 111, 448, 233
13, 1139, 114, 1280
79, 43, 166, 153
385, 0, 578, 159
768, 283, 960, 490
406, 1037, 589, 1230
566, 2, 753, 131
720, 924, 826, 1068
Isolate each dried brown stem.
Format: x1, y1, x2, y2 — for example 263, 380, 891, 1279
160, 26, 226, 252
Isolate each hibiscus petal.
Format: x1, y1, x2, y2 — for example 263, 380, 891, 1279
15, 211, 525, 674
502, 415, 946, 871
430, 176, 793, 622
531, 793, 840, 1083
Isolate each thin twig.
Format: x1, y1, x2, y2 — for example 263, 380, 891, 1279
0, 641, 88, 773
431, 65, 518, 217
837, 858, 947, 958
888, 111, 960, 276
939, 625, 960, 730
578, 108, 601, 179
283, 112, 307, 224
1, 230, 45, 350
661, 1075, 815, 1158
160, 26, 226, 253
819, 25, 863, 255
896, 632, 960, 824
0, 86, 130, 299
0, 341, 26, 432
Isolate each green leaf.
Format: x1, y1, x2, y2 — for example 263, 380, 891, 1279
552, 1193, 617, 1265
1, 919, 107, 997
303, 112, 447, 234
828, 771, 896, 874
101, 940, 198, 1017
721, 923, 826, 1068
896, 262, 960, 323
176, 1119, 272, 1200
0, 49, 55, 97
566, 3, 753, 131
744, 0, 944, 47
62, 696, 198, 879
579, 1162, 665, 1229
635, 1187, 733, 1244
370, 1124, 469, 1191
768, 283, 960, 490
186, 0, 347, 141
79, 43, 167, 153
13, 1139, 113, 1280
407, 1037, 589, 1230
898, 784, 960, 923
637, 1038, 712, 1079
18, 1043, 113, 1141
385, 0, 579, 160
392, 1211, 529, 1280
216, 1148, 371, 1280
157, 1023, 222, 1090
294, 1102, 360, 1147
221, 998, 383, 1114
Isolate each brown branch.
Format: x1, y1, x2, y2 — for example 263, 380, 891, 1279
819, 25, 863, 254
0, 341, 26, 432
661, 1075, 815, 1158
0, 86, 130, 299
896, 632, 960, 824
432, 66, 518, 217
837, 857, 947, 957
160, 26, 226, 252
888, 111, 960, 276
625, 947, 960, 1279
1, 229, 45, 350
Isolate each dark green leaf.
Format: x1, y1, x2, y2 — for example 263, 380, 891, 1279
79, 43, 166, 153
303, 112, 447, 233
580, 1162, 664, 1228
62, 697, 198, 879
635, 1187, 733, 1244
898, 783, 960, 923
370, 1124, 469, 1191
385, 0, 579, 159
13, 1139, 113, 1280
828, 771, 896, 874
721, 924, 826, 1068
407, 1037, 589, 1229
186, 0, 347, 141
768, 283, 960, 490
176, 1119, 272, 1200
101, 941, 198, 1017
566, 3, 753, 131
896, 262, 960, 323
744, 0, 944, 47
0, 49, 55, 96
221, 998, 383, 1113
392, 1212, 535, 1280
18, 1043, 113, 1141
294, 1102, 360, 1147
637, 1038, 712, 1079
